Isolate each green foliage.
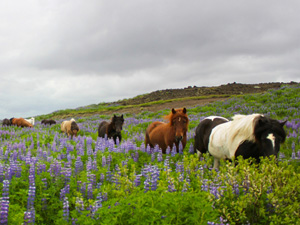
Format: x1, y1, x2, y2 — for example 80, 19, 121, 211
210, 157, 300, 224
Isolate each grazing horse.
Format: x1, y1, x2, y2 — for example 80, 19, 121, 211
2, 118, 12, 126
194, 116, 229, 158
61, 118, 80, 139
11, 118, 33, 128
41, 119, 56, 125
25, 117, 35, 125
207, 114, 286, 169
145, 108, 189, 153
98, 115, 124, 144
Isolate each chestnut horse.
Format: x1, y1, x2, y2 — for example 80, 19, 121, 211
145, 108, 189, 153
11, 118, 33, 128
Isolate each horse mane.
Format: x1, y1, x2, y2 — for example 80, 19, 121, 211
164, 108, 188, 125
229, 113, 263, 144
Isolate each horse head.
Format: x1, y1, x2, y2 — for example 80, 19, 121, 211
169, 108, 189, 143
112, 114, 124, 133
71, 121, 80, 137
255, 116, 286, 158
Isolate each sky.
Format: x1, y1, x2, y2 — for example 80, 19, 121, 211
1, 0, 300, 119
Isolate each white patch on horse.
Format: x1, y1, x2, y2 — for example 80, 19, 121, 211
267, 133, 275, 149
206, 116, 229, 122
208, 114, 263, 161
178, 117, 181, 122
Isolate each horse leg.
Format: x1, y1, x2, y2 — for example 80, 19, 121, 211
197, 150, 202, 160
213, 158, 220, 170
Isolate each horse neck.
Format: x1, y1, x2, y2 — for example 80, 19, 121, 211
107, 122, 115, 133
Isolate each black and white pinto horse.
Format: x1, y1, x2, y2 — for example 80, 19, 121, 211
195, 114, 286, 169
194, 116, 229, 158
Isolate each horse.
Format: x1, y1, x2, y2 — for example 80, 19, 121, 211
2, 118, 12, 126
11, 118, 33, 128
206, 114, 286, 169
61, 118, 80, 139
98, 115, 124, 144
194, 116, 229, 158
145, 108, 189, 153
41, 119, 56, 125
25, 117, 35, 125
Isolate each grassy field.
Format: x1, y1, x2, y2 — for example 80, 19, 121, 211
0, 84, 299, 224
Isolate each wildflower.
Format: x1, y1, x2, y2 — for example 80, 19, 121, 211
0, 180, 10, 224
63, 197, 69, 222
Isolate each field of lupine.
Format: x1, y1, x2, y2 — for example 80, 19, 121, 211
1, 85, 300, 224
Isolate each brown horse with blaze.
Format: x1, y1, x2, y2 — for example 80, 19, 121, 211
145, 108, 189, 153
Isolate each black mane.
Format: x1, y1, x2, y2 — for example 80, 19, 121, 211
235, 116, 286, 162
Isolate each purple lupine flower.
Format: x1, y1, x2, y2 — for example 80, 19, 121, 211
134, 174, 142, 187
168, 177, 176, 192
166, 146, 171, 155
233, 183, 240, 196
178, 141, 183, 154
0, 165, 4, 183
0, 180, 10, 224
164, 156, 170, 171
87, 184, 93, 200
63, 197, 69, 222
189, 143, 194, 154
171, 144, 177, 157
144, 176, 150, 192
75, 157, 83, 175
86, 157, 93, 172
75, 197, 84, 213
24, 210, 35, 225
157, 149, 163, 162
95, 192, 103, 209
175, 162, 184, 174
151, 152, 156, 162
291, 151, 296, 159
102, 156, 106, 167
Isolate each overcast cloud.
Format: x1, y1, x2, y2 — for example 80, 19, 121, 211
1, 0, 300, 119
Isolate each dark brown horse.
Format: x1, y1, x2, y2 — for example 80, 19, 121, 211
41, 119, 56, 125
98, 115, 124, 144
145, 108, 189, 153
11, 118, 33, 128
2, 118, 12, 126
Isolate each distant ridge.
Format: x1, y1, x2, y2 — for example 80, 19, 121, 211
111, 81, 298, 106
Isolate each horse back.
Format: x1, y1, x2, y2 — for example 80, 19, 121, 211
194, 117, 228, 154
145, 121, 169, 151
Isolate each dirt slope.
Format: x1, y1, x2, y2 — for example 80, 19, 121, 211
104, 82, 297, 115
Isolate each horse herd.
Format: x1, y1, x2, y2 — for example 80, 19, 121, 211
2, 107, 287, 169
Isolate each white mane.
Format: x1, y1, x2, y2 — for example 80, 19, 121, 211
229, 114, 263, 145
70, 118, 75, 122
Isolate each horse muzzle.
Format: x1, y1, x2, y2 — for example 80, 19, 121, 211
175, 136, 183, 142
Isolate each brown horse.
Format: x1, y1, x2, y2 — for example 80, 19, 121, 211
11, 118, 33, 128
145, 108, 189, 153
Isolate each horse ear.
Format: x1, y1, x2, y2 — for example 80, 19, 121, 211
172, 108, 176, 114
280, 120, 287, 127
121, 114, 124, 120
183, 108, 187, 114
